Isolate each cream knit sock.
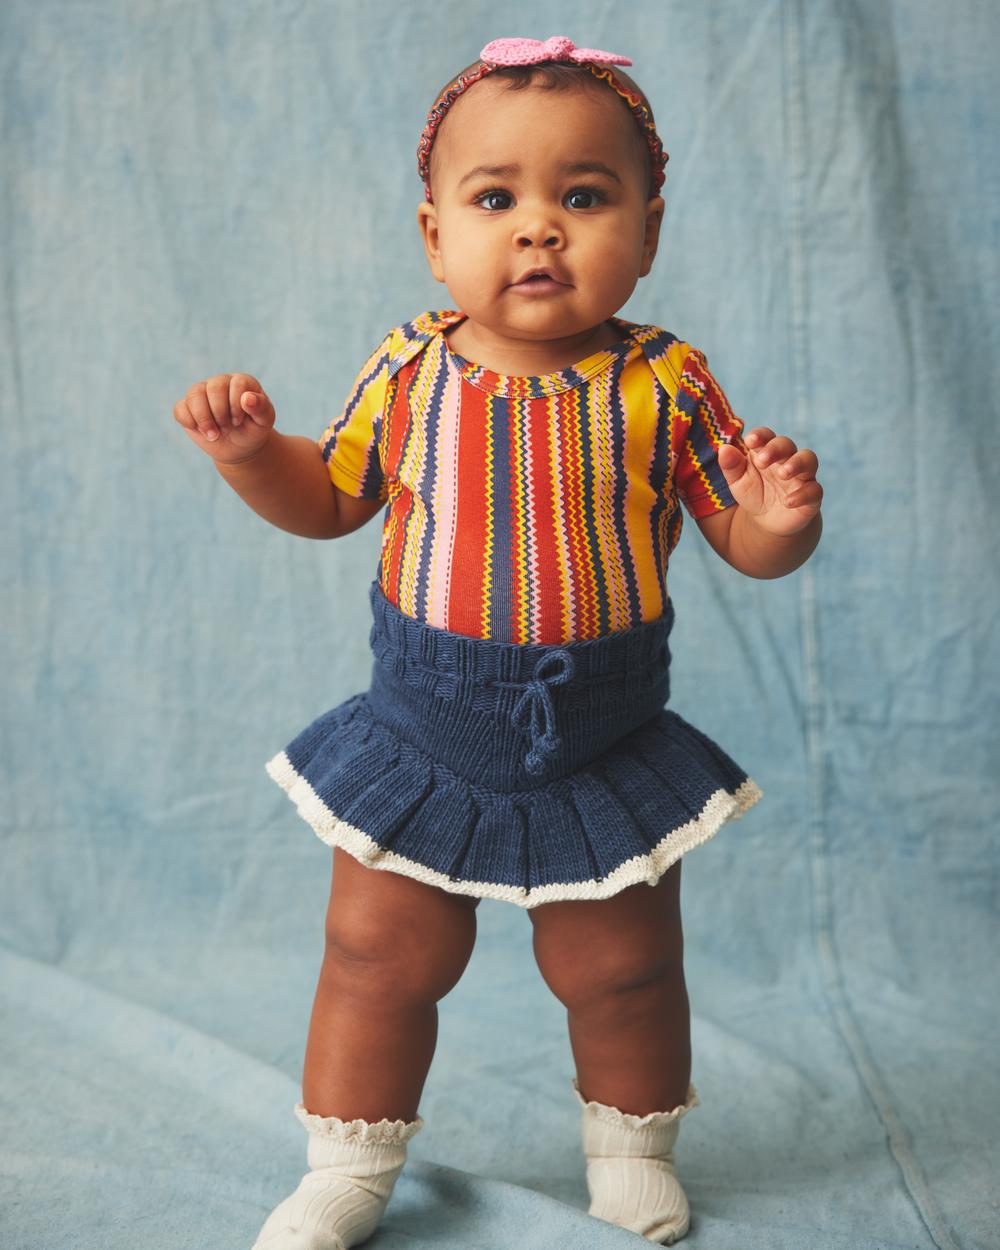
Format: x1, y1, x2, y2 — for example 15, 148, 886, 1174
572, 1077, 700, 1246
251, 1101, 424, 1250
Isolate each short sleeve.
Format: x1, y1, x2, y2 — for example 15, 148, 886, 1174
673, 346, 748, 519
316, 330, 393, 502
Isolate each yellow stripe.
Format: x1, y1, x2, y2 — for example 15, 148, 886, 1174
620, 353, 669, 621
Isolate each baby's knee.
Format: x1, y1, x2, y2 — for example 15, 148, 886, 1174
532, 910, 683, 1010
322, 881, 478, 1005
546, 946, 683, 1013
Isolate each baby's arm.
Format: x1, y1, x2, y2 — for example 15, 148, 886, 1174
173, 372, 380, 540
215, 433, 382, 539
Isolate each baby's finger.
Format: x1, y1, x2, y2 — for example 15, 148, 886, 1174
205, 375, 233, 429
753, 435, 797, 469
185, 385, 221, 442
172, 398, 198, 433
236, 382, 274, 427
240, 391, 274, 427
226, 373, 256, 426
776, 449, 819, 481
744, 427, 777, 448
786, 480, 824, 508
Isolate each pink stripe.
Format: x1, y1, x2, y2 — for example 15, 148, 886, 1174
426, 365, 462, 630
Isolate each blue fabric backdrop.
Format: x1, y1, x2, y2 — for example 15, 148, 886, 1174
2, 2, 997, 1247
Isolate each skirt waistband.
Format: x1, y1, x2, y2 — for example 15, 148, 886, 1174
366, 580, 675, 783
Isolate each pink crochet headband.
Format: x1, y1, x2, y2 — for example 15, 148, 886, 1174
416, 35, 669, 204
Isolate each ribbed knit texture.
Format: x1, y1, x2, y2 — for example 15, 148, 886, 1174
316, 309, 748, 643
251, 1103, 423, 1250
573, 1076, 700, 1245
265, 577, 762, 907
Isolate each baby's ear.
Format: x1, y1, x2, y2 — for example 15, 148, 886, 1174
639, 196, 665, 277
416, 202, 446, 283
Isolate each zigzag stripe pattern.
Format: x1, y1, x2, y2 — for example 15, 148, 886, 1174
480, 391, 497, 641
316, 311, 746, 643
591, 351, 631, 633
513, 389, 535, 643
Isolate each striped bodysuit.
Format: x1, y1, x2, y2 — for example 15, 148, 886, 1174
317, 309, 747, 645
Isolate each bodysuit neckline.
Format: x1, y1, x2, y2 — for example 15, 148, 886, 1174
441, 312, 645, 399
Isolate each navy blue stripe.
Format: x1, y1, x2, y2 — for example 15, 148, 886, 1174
489, 394, 514, 642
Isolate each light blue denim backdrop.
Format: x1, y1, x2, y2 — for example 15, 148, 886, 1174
2, 3, 997, 1248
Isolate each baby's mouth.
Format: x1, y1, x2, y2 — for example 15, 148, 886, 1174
509, 271, 572, 293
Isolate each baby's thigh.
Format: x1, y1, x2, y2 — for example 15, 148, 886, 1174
528, 859, 683, 1008
322, 846, 481, 1002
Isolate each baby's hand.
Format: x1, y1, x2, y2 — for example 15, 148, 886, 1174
172, 373, 276, 465
717, 427, 823, 536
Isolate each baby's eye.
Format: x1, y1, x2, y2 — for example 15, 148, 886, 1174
476, 189, 513, 212
565, 186, 605, 209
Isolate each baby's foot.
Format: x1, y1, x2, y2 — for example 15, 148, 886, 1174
252, 1102, 423, 1250
585, 1154, 691, 1244
574, 1078, 700, 1245
251, 1168, 388, 1250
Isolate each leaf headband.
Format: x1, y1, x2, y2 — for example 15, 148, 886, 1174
416, 36, 669, 204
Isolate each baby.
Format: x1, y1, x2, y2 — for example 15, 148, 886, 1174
173, 34, 823, 1249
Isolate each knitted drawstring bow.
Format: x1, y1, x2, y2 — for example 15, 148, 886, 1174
495, 648, 576, 777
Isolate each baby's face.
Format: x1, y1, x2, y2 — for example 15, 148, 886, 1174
417, 78, 664, 347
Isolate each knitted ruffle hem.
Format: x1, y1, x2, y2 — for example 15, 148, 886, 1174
265, 579, 762, 909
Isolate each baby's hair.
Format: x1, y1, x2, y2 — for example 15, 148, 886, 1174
427, 60, 657, 200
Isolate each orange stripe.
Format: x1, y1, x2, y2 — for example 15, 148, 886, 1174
450, 381, 490, 638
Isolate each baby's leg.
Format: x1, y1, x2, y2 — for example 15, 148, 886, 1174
529, 857, 688, 1115
529, 859, 696, 1244
253, 848, 480, 1250
303, 846, 481, 1122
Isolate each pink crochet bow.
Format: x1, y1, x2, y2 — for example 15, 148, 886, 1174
479, 35, 632, 67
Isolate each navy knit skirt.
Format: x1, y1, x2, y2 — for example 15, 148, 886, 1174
265, 579, 762, 909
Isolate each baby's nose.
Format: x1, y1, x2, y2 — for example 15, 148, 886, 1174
514, 219, 565, 248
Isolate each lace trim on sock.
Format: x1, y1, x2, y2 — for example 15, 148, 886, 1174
571, 1077, 700, 1128
294, 1101, 425, 1144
